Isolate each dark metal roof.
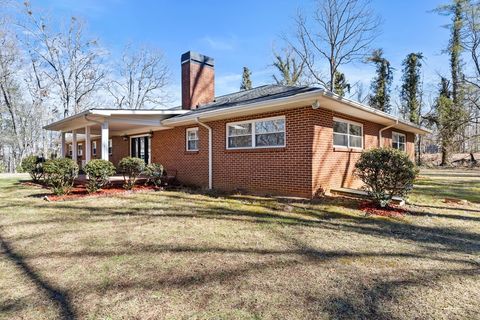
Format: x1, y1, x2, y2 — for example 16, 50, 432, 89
171, 85, 319, 119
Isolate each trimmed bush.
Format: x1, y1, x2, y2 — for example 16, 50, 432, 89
118, 157, 145, 190
21, 155, 45, 182
355, 148, 418, 207
145, 163, 164, 187
84, 159, 116, 193
43, 158, 79, 195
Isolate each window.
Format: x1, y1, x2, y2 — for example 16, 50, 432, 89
108, 139, 112, 155
333, 118, 363, 149
186, 128, 199, 151
392, 132, 406, 151
77, 143, 83, 157
92, 141, 97, 156
227, 116, 285, 149
68, 144, 72, 156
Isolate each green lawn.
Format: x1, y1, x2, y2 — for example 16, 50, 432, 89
0, 171, 479, 319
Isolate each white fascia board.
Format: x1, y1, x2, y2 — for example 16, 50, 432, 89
162, 90, 324, 126
161, 89, 431, 135
90, 109, 188, 116
43, 110, 92, 131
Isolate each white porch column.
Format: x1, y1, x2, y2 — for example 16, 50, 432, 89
85, 126, 91, 163
72, 130, 78, 162
101, 121, 109, 161
60, 132, 66, 158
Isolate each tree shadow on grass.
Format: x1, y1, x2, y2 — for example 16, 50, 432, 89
19, 194, 480, 256
322, 267, 480, 320
0, 233, 76, 320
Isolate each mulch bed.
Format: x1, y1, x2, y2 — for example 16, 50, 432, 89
20, 181, 159, 202
359, 201, 406, 217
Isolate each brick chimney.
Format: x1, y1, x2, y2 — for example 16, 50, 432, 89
181, 51, 215, 110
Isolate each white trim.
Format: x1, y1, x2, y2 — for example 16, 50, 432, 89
161, 90, 430, 135
186, 127, 199, 151
333, 117, 364, 150
392, 131, 406, 151
226, 115, 286, 150
92, 141, 97, 156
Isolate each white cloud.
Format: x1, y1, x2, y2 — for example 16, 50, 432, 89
200, 35, 237, 51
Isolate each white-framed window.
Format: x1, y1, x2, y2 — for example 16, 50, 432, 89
68, 144, 72, 156
77, 143, 83, 157
392, 132, 406, 151
333, 118, 363, 149
92, 141, 97, 156
226, 116, 286, 149
108, 139, 112, 155
186, 127, 199, 151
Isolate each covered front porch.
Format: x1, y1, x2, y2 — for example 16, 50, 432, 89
44, 109, 187, 166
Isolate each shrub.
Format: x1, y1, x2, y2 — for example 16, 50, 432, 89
355, 148, 418, 207
21, 155, 45, 183
118, 157, 145, 190
145, 163, 164, 187
43, 158, 79, 195
84, 159, 116, 193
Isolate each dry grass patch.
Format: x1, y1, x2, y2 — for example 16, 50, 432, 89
0, 171, 479, 319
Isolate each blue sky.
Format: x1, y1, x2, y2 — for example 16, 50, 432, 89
31, 0, 451, 107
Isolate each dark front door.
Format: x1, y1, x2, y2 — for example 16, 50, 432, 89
131, 136, 150, 164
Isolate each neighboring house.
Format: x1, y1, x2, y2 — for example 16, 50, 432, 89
45, 51, 430, 198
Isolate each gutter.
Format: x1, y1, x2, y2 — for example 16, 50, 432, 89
378, 119, 399, 147
195, 117, 213, 189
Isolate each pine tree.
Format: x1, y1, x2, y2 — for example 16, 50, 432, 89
240, 67, 252, 91
367, 49, 393, 113
272, 49, 304, 86
434, 0, 468, 163
400, 53, 424, 124
400, 52, 424, 165
333, 71, 350, 97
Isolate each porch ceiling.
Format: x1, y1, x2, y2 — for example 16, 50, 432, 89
44, 109, 187, 136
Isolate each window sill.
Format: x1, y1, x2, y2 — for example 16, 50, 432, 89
333, 147, 363, 153
185, 150, 199, 155
225, 147, 286, 153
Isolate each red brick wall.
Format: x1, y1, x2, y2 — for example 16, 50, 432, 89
151, 128, 209, 186
311, 110, 415, 195
151, 106, 416, 198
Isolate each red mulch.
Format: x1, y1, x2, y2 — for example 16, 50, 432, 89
359, 201, 406, 217
20, 181, 159, 201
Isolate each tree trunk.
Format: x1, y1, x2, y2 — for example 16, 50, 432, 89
416, 135, 422, 166
440, 146, 449, 166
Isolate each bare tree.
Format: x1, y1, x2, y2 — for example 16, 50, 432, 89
289, 0, 380, 91
0, 22, 46, 171
21, 2, 106, 117
107, 45, 169, 109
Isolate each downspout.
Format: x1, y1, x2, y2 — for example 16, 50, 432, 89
378, 119, 399, 147
195, 117, 213, 189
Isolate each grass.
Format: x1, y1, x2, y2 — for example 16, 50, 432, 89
0, 171, 479, 319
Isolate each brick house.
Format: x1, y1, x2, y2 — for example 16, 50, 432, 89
45, 51, 429, 198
